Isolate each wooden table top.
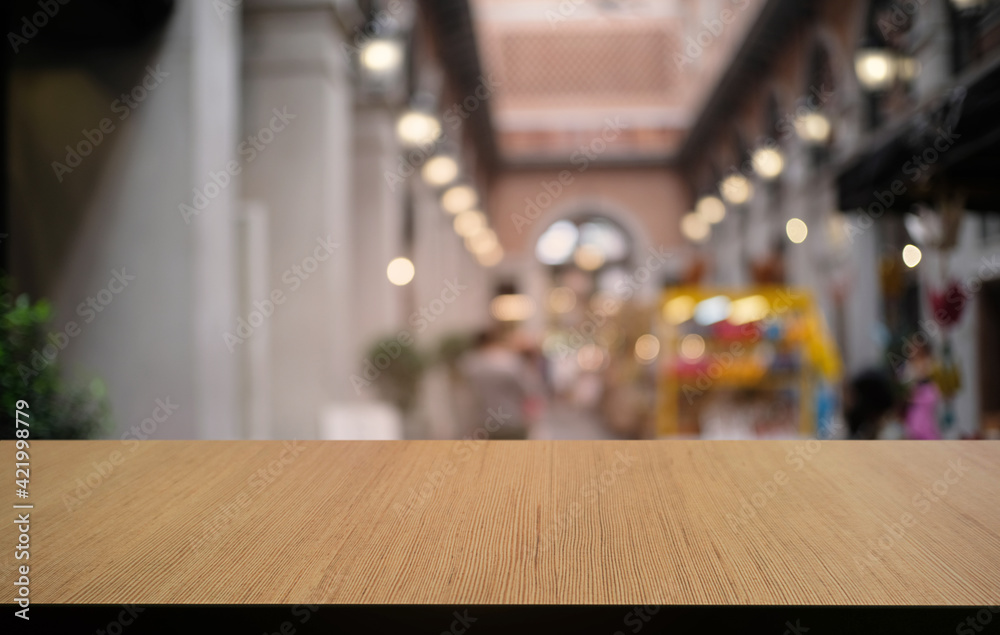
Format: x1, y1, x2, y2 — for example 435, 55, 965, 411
3, 440, 998, 605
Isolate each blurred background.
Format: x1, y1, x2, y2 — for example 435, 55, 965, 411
2, 0, 999, 441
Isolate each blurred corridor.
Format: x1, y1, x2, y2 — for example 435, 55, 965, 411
4, 0, 1000, 441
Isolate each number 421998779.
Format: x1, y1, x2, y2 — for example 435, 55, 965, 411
15, 400, 30, 498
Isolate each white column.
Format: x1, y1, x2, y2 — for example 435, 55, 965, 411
238, 201, 273, 439
352, 107, 405, 379
191, 0, 242, 438
243, 0, 355, 439
412, 184, 447, 345
11, 0, 241, 439
843, 214, 883, 374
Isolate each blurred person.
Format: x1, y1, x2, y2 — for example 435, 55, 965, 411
600, 354, 651, 439
458, 328, 538, 440
902, 341, 943, 441
844, 368, 896, 440
509, 331, 549, 425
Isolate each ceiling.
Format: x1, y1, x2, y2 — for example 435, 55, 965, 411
470, 0, 694, 165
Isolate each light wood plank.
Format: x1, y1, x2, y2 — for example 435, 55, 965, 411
2, 440, 998, 604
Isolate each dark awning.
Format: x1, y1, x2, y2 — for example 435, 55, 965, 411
837, 56, 1000, 214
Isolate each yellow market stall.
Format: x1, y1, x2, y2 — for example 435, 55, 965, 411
657, 286, 841, 438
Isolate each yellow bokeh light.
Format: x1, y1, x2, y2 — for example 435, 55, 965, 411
386, 257, 415, 286
786, 218, 808, 244
902, 244, 922, 268
548, 286, 576, 313
396, 111, 441, 146
721, 174, 753, 205
442, 185, 478, 214
360, 40, 403, 73
573, 245, 605, 271
729, 295, 770, 325
489, 294, 534, 321
681, 213, 710, 243
465, 228, 498, 255
477, 244, 504, 267
422, 156, 459, 187
679, 333, 706, 360
696, 195, 726, 224
664, 295, 695, 325
634, 334, 660, 362
453, 210, 485, 237
752, 147, 784, 180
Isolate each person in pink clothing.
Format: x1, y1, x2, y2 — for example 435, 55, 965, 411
904, 342, 942, 440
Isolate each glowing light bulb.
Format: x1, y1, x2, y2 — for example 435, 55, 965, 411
786, 218, 808, 244
386, 257, 415, 286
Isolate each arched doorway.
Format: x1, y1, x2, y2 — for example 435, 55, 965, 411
526, 209, 665, 439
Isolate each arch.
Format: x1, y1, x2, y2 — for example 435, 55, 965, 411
514, 196, 662, 336
523, 195, 653, 268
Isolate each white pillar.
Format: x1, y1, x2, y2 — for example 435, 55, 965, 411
412, 183, 449, 345
352, 107, 405, 379
243, 0, 355, 438
843, 214, 883, 375
191, 0, 242, 438
10, 0, 242, 439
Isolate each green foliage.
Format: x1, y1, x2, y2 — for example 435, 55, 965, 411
365, 336, 425, 414
434, 332, 475, 368
1, 281, 111, 439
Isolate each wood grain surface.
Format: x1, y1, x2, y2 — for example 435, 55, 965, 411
2, 440, 998, 605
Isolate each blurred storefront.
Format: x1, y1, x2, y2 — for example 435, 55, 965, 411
673, 0, 1000, 438
5, 0, 999, 440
